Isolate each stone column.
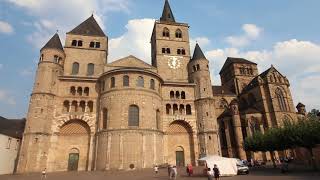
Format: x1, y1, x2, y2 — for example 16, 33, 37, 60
224, 119, 234, 157
87, 134, 95, 171
230, 101, 247, 160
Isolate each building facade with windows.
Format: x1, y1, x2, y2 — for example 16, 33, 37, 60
0, 117, 25, 174
17, 0, 303, 173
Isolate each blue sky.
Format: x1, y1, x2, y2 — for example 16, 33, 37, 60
0, 0, 320, 118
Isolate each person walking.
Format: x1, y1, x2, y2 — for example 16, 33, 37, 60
168, 164, 172, 178
170, 166, 177, 180
186, 164, 193, 176
207, 168, 213, 180
154, 165, 159, 174
213, 164, 220, 180
41, 168, 47, 179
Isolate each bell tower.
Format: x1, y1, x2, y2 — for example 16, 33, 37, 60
151, 0, 190, 82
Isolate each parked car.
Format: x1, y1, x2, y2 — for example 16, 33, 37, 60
237, 164, 249, 175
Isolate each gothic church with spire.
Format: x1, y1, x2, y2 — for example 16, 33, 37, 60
17, 0, 304, 172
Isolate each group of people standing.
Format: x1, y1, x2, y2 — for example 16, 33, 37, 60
154, 164, 220, 180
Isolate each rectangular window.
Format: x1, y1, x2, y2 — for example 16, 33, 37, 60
15, 140, 20, 150
95, 42, 101, 48
7, 138, 11, 149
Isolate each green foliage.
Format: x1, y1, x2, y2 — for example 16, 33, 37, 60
244, 118, 320, 152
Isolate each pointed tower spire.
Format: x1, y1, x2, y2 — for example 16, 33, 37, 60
191, 43, 206, 61
40, 33, 63, 51
160, 0, 175, 22
68, 15, 106, 37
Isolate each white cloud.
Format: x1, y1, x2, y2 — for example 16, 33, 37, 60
190, 37, 211, 54
0, 89, 16, 105
5, 0, 131, 48
206, 39, 320, 110
109, 18, 155, 63
225, 24, 262, 47
0, 20, 14, 34
20, 68, 33, 76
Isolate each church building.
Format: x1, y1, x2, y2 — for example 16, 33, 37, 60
17, 0, 304, 172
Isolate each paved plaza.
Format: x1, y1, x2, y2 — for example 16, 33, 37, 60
0, 167, 319, 180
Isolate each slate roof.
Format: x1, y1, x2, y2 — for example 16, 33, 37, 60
219, 57, 257, 74
0, 116, 25, 139
67, 15, 106, 37
40, 33, 63, 51
191, 43, 206, 61
212, 86, 236, 95
160, 0, 175, 22
296, 102, 305, 108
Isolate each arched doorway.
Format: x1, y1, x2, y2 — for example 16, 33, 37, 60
56, 119, 90, 171
167, 120, 195, 166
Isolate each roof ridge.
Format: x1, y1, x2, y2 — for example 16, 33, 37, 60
40, 33, 63, 51
68, 15, 106, 37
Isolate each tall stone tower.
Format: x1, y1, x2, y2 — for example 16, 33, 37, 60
188, 43, 220, 156
18, 33, 65, 172
151, 0, 190, 82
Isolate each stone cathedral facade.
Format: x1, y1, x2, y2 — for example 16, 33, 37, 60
17, 0, 304, 173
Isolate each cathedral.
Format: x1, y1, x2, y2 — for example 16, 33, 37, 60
17, 0, 305, 173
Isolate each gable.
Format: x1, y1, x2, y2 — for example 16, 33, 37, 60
108, 55, 155, 70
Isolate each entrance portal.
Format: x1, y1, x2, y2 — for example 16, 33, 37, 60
68, 153, 79, 171
167, 120, 195, 166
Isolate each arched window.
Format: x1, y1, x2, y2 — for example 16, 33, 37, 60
63, 100, 70, 113
123, 75, 129, 87
248, 93, 256, 106
137, 76, 144, 87
150, 79, 155, 90
128, 105, 139, 126
156, 110, 160, 130
71, 62, 79, 75
84, 87, 89, 96
90, 41, 95, 48
170, 91, 175, 99
193, 66, 196, 72
166, 48, 171, 54
177, 48, 185, 55
70, 86, 76, 95
179, 104, 185, 115
77, 40, 83, 47
71, 101, 78, 112
110, 77, 115, 88
54, 55, 59, 63
196, 64, 200, 71
186, 104, 192, 115
103, 108, 108, 129
39, 54, 44, 62
166, 104, 171, 115
175, 29, 182, 38
77, 87, 82, 96
88, 101, 94, 113
71, 40, 77, 46
175, 91, 180, 99
162, 27, 170, 37
173, 104, 178, 115
87, 63, 94, 76
276, 88, 287, 111
101, 80, 105, 91
181, 91, 186, 99
79, 101, 86, 112
219, 98, 228, 109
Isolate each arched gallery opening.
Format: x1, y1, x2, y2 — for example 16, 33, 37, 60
55, 119, 91, 171
166, 120, 195, 166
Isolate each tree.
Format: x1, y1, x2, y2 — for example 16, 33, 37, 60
244, 118, 320, 170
